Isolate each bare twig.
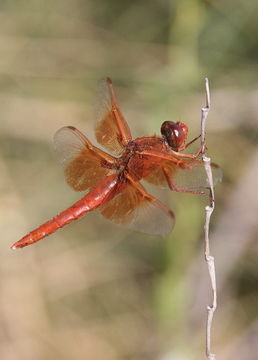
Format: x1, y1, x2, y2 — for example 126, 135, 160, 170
200, 78, 217, 360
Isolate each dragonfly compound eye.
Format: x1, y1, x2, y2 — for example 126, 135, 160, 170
161, 121, 188, 151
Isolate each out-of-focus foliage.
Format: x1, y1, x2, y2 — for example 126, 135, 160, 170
1, 1, 257, 359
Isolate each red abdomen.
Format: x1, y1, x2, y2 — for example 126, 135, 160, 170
12, 174, 119, 249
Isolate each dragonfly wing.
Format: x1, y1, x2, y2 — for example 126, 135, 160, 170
99, 177, 175, 236
94, 78, 132, 155
143, 164, 170, 188
54, 126, 116, 191
144, 158, 222, 189
170, 159, 222, 189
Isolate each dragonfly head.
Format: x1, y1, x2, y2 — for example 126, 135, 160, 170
161, 121, 188, 151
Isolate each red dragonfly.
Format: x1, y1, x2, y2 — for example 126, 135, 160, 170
11, 78, 221, 249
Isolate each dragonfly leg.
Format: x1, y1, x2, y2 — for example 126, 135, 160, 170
185, 134, 201, 149
162, 167, 209, 197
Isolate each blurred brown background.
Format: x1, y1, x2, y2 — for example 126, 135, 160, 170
1, 1, 258, 359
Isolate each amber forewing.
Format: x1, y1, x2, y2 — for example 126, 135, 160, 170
95, 78, 132, 155
54, 126, 115, 192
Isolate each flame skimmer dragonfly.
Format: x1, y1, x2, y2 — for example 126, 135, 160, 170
11, 78, 221, 249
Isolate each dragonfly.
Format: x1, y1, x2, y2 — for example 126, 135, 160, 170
11, 78, 221, 249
